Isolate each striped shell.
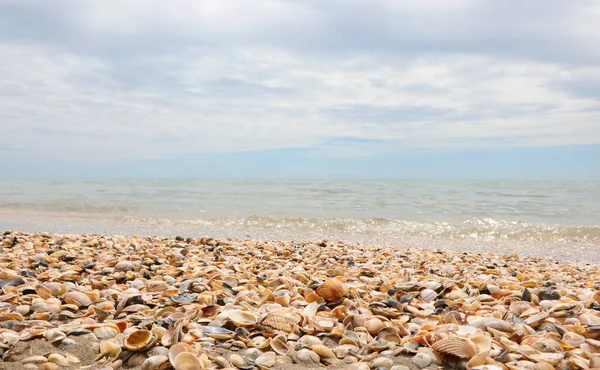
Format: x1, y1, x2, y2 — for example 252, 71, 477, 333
260, 311, 296, 333
315, 279, 347, 301
431, 337, 478, 359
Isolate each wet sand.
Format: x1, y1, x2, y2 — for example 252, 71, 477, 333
1, 231, 599, 370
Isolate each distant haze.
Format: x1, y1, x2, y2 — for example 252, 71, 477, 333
0, 1, 599, 179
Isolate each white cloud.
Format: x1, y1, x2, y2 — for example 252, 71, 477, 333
0, 0, 599, 162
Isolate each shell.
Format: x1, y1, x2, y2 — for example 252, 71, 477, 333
412, 353, 432, 368
292, 349, 320, 365
123, 329, 157, 351
227, 309, 258, 326
173, 352, 204, 370
260, 311, 296, 333
47, 353, 69, 367
141, 355, 170, 370
43, 329, 66, 344
63, 291, 92, 307
315, 279, 347, 301
169, 343, 195, 365
432, 337, 478, 359
171, 293, 197, 304
270, 334, 292, 356
255, 351, 276, 369
420, 289, 437, 302
96, 340, 122, 360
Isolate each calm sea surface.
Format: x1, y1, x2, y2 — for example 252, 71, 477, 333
1, 179, 599, 262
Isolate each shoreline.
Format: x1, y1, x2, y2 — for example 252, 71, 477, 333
1, 230, 599, 369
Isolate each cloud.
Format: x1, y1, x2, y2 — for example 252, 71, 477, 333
0, 0, 599, 162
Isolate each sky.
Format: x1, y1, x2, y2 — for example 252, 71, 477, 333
0, 0, 599, 179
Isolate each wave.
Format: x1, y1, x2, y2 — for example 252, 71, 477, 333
2, 209, 598, 244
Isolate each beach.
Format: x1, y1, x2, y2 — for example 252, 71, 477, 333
1, 231, 599, 370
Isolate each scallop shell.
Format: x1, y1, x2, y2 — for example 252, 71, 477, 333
315, 279, 347, 301
432, 337, 478, 359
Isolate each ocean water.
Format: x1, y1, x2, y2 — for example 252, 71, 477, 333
0, 179, 599, 262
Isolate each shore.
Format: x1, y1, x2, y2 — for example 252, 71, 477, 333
1, 231, 599, 370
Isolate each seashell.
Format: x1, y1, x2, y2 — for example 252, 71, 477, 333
412, 353, 432, 368
292, 348, 320, 365
173, 352, 204, 370
529, 353, 565, 366
271, 334, 292, 356
468, 317, 514, 333
22, 355, 49, 364
47, 353, 69, 367
524, 312, 549, 327
169, 343, 194, 365
123, 329, 157, 351
201, 325, 234, 339
44, 328, 67, 344
39, 363, 60, 370
94, 325, 119, 339
365, 317, 386, 334
172, 293, 197, 304
141, 355, 170, 370
420, 289, 437, 302
298, 335, 322, 348
432, 337, 478, 359
63, 291, 92, 307
260, 311, 296, 333
96, 340, 122, 360
227, 309, 258, 326
315, 278, 347, 301
255, 351, 276, 369
148, 346, 169, 357
311, 344, 336, 359
533, 363, 555, 370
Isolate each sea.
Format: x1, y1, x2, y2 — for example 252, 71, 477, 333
0, 179, 598, 263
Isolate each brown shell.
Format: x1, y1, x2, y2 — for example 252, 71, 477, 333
315, 279, 347, 302
432, 337, 478, 359
259, 311, 295, 333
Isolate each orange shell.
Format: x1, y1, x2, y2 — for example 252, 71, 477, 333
315, 279, 347, 301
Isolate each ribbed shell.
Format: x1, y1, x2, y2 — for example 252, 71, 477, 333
431, 337, 478, 359
260, 311, 295, 333
315, 279, 347, 301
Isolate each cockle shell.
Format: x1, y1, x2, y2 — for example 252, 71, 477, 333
432, 337, 478, 359
315, 278, 347, 301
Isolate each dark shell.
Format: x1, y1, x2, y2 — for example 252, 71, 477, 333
171, 293, 197, 304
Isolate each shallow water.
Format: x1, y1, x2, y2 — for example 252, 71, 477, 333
1, 179, 599, 262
